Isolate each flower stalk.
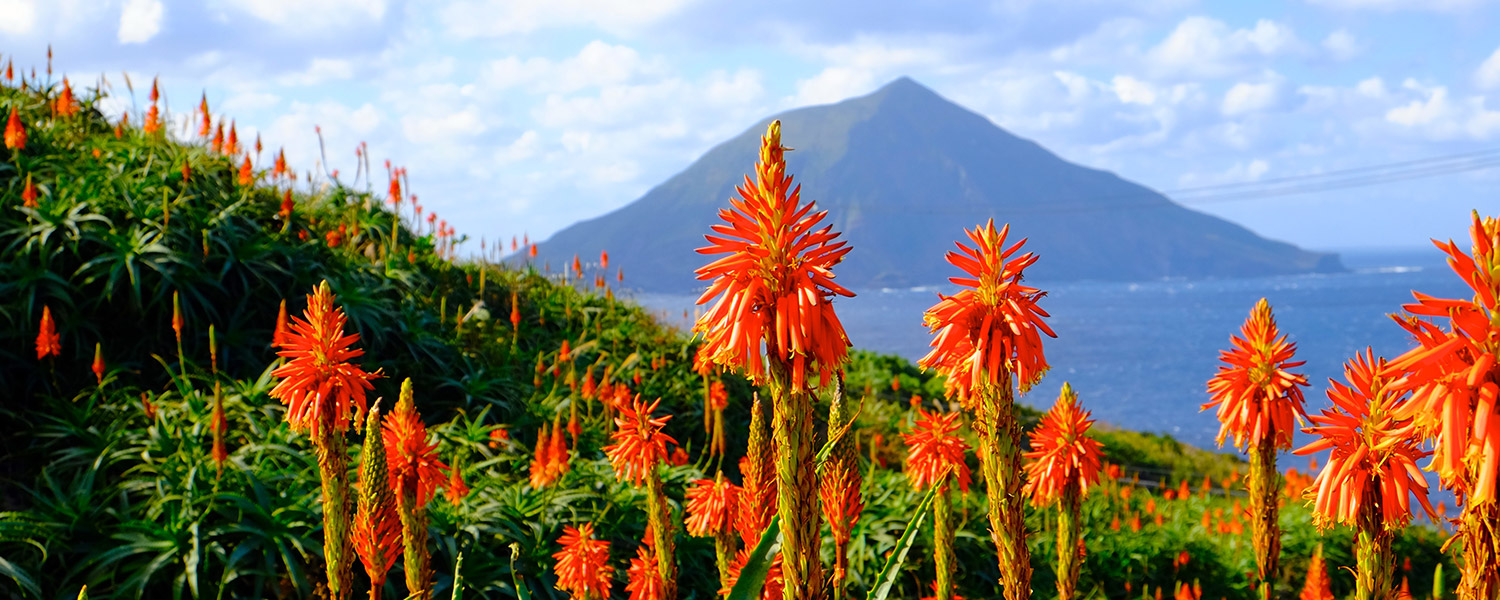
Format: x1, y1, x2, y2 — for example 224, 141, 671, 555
1204, 298, 1309, 600
384, 379, 450, 600
692, 120, 853, 600
605, 397, 678, 597
820, 377, 861, 600
920, 221, 1054, 600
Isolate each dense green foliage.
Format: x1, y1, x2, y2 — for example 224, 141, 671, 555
0, 77, 1454, 599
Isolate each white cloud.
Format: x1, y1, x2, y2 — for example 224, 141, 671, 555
220, 0, 385, 31
793, 67, 878, 106
786, 36, 948, 106
117, 0, 162, 44
496, 130, 540, 163
220, 90, 281, 114
1222, 79, 1281, 116
1356, 76, 1387, 98
1476, 46, 1500, 90
1146, 17, 1301, 78
265, 101, 383, 174
402, 107, 487, 146
440, 0, 693, 38
1322, 29, 1360, 61
1112, 75, 1157, 105
278, 58, 355, 86
1178, 159, 1270, 187
481, 41, 661, 94
1385, 81, 1500, 140
0, 0, 36, 35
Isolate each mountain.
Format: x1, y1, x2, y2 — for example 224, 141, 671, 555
529, 77, 1344, 292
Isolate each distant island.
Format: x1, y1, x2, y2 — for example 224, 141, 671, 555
528, 76, 1343, 291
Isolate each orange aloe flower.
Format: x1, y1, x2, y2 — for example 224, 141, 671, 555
601, 250, 609, 271
212, 383, 229, 472
269, 282, 381, 433
92, 343, 105, 384
1204, 298, 1310, 450
5, 106, 25, 150
553, 524, 613, 599
685, 476, 740, 537
54, 78, 77, 118
445, 466, 469, 506
21, 173, 37, 208
529, 424, 557, 488
918, 220, 1055, 405
272, 299, 290, 347
692, 120, 854, 390
383, 394, 451, 507
144, 104, 160, 135
353, 462, 401, 589
226, 122, 239, 156
901, 408, 971, 492
627, 539, 665, 600
1384, 212, 1500, 502
198, 93, 211, 136
510, 291, 521, 332
211, 122, 224, 153
1024, 383, 1105, 506
36, 306, 60, 359
1300, 545, 1334, 600
279, 190, 294, 221
1295, 349, 1437, 528
238, 156, 253, 186
605, 397, 676, 486
274, 149, 287, 179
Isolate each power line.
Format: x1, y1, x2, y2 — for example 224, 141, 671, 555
838, 147, 1500, 216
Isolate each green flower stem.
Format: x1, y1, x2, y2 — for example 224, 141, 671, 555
312, 419, 353, 600
1248, 436, 1281, 600
1459, 501, 1500, 600
767, 357, 822, 600
714, 527, 736, 594
1056, 480, 1081, 600
934, 481, 955, 600
398, 490, 432, 600
1354, 491, 1393, 600
977, 376, 1031, 600
645, 469, 678, 597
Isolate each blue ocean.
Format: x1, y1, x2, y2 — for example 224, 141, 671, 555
635, 247, 1472, 458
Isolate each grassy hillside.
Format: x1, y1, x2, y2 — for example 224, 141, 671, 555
0, 72, 1454, 599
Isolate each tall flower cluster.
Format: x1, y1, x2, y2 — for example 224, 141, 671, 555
553, 524, 613, 600
35, 306, 60, 359
1024, 383, 1103, 600
820, 380, 862, 600
268, 282, 381, 600
692, 120, 853, 598
1203, 298, 1307, 600
1296, 350, 1434, 600
383, 379, 450, 600
529, 421, 571, 489
1382, 212, 1500, 599
686, 474, 740, 592
604, 397, 678, 597
903, 407, 970, 600
353, 408, 401, 597
270, 282, 380, 433
920, 220, 1053, 600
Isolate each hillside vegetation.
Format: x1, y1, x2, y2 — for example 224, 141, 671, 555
0, 66, 1453, 599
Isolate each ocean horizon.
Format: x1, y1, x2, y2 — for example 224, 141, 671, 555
632, 245, 1470, 460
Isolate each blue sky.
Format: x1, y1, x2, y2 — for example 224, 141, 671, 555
2, 0, 1498, 255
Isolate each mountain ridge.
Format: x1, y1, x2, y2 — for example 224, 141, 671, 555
527, 77, 1343, 292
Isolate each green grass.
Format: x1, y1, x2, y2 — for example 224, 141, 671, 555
0, 75, 1455, 599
